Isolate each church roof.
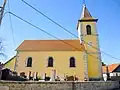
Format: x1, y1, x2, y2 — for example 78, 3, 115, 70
80, 4, 92, 19
16, 40, 85, 51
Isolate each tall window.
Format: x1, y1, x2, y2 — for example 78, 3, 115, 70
70, 57, 76, 67
27, 57, 32, 67
48, 57, 53, 67
86, 25, 91, 35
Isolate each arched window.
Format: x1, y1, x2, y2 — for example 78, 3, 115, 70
86, 25, 91, 35
48, 57, 53, 67
70, 57, 76, 67
27, 57, 32, 67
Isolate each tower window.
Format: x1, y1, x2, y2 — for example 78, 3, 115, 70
27, 57, 32, 67
86, 25, 91, 35
48, 57, 53, 67
70, 57, 76, 67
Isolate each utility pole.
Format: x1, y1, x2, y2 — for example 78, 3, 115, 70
0, 0, 7, 25
0, 0, 7, 80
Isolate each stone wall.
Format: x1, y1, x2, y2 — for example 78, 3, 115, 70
0, 81, 119, 90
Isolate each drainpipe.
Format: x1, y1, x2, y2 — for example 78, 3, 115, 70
106, 66, 110, 80
84, 50, 89, 81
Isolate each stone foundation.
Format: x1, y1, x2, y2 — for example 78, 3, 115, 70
0, 81, 119, 90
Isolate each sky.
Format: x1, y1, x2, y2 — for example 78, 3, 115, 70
0, 0, 120, 64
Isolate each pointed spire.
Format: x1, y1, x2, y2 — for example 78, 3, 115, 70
80, 4, 92, 19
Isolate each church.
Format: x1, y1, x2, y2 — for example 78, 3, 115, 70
4, 4, 102, 81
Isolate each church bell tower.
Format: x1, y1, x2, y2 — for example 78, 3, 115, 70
77, 4, 103, 80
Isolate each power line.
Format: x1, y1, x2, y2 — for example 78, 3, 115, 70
2, 1, 96, 61
21, 0, 120, 61
0, 10, 94, 58
0, 11, 99, 62
8, 11, 98, 60
21, 0, 78, 38
8, 12, 82, 51
2, 12, 113, 64
8, 0, 16, 46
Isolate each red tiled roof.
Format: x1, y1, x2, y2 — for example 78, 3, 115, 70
102, 64, 120, 73
16, 40, 85, 51
108, 64, 120, 72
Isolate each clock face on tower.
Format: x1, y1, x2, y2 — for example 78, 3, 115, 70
88, 41, 92, 47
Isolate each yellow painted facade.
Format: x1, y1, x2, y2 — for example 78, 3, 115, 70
4, 56, 16, 71
16, 51, 85, 80
4, 4, 102, 81
79, 21, 102, 79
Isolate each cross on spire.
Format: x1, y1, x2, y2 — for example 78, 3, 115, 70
83, 0, 86, 6
80, 3, 92, 19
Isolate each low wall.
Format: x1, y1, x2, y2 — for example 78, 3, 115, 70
0, 81, 119, 90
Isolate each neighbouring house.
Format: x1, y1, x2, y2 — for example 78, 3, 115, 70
102, 64, 120, 81
4, 4, 103, 81
4, 56, 16, 71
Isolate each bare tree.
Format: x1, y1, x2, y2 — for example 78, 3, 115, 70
0, 38, 6, 61
0, 37, 6, 80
